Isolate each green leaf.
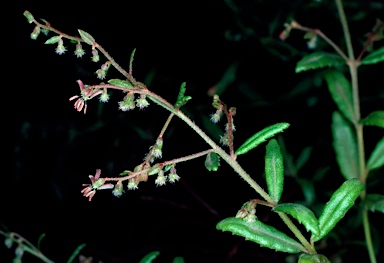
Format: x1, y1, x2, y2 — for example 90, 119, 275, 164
360, 111, 384, 128
172, 257, 185, 263
139, 251, 160, 263
364, 194, 384, 213
174, 82, 192, 109
44, 36, 60, 44
163, 164, 172, 173
331, 111, 359, 180
367, 136, 384, 171
325, 70, 355, 123
273, 203, 319, 236
205, 152, 220, 171
361, 46, 384, 65
216, 217, 305, 253
298, 253, 331, 263
108, 79, 133, 89
311, 178, 365, 242
209, 63, 238, 96
23, 11, 34, 23
78, 29, 95, 45
265, 139, 284, 203
296, 52, 345, 73
66, 243, 86, 263
236, 123, 290, 156
295, 146, 312, 172
297, 178, 316, 205
37, 233, 46, 249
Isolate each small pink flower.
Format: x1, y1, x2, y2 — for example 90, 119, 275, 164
81, 169, 114, 201
69, 80, 103, 114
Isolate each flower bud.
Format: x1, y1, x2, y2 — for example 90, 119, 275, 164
112, 181, 124, 197
127, 178, 139, 190
30, 26, 40, 40
74, 43, 86, 58
168, 167, 180, 183
155, 170, 167, 186
91, 48, 100, 62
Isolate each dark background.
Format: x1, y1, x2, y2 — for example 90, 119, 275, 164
3, 0, 383, 262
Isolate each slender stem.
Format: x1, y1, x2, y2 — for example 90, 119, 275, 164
335, 1, 375, 262
0, 231, 54, 263
278, 213, 316, 254
104, 149, 215, 182
290, 23, 348, 61
146, 91, 274, 203
159, 113, 174, 138
92, 78, 315, 253
27, 14, 315, 253
335, 0, 355, 60
363, 209, 377, 263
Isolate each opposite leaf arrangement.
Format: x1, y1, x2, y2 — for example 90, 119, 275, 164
2, 1, 383, 262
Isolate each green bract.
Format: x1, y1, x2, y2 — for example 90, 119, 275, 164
78, 29, 96, 46
174, 82, 191, 109
108, 79, 133, 89
204, 152, 220, 171
44, 36, 60, 44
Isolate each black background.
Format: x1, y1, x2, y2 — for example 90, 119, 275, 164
3, 0, 384, 262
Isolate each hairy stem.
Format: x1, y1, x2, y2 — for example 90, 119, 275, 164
335, 0, 375, 262
278, 213, 316, 254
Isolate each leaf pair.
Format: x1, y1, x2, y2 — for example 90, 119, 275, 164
217, 179, 364, 254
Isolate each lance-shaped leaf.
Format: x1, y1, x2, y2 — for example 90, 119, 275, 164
325, 70, 355, 123
205, 152, 220, 171
364, 194, 384, 213
360, 111, 384, 128
295, 52, 345, 73
236, 123, 290, 156
172, 257, 185, 263
361, 46, 384, 65
273, 203, 319, 236
66, 243, 86, 263
139, 251, 160, 263
44, 36, 60, 45
217, 217, 305, 253
265, 139, 284, 202
367, 136, 384, 171
311, 178, 365, 242
108, 79, 133, 89
174, 82, 191, 109
78, 29, 96, 46
331, 111, 359, 180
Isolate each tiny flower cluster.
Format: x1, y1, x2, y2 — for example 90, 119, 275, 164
96, 62, 111, 80
69, 80, 108, 114
236, 200, 258, 223
154, 166, 180, 186
74, 42, 85, 58
81, 169, 114, 201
